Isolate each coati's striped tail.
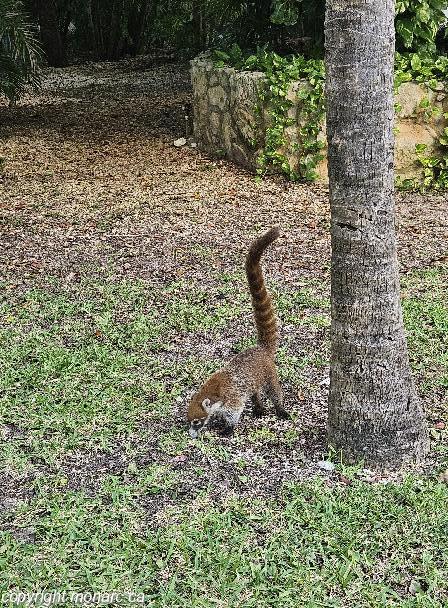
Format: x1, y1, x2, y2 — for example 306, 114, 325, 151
245, 227, 280, 353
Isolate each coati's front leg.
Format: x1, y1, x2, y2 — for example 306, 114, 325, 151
251, 393, 266, 418
216, 402, 245, 436
219, 422, 235, 437
266, 375, 290, 420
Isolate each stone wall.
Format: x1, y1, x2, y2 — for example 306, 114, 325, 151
191, 57, 447, 182
191, 58, 268, 170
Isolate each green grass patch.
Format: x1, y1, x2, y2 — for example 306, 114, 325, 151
402, 267, 448, 391
1, 476, 447, 606
0, 279, 226, 462
1, 267, 446, 465
0, 267, 446, 606
275, 286, 330, 327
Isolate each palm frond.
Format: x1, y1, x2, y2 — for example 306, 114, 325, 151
0, 0, 42, 101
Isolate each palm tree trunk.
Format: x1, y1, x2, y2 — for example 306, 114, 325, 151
325, 0, 429, 467
85, 0, 97, 56
192, 0, 204, 52
107, 0, 123, 60
128, 0, 152, 55
30, 0, 66, 67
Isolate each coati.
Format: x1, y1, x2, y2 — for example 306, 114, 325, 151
187, 227, 290, 438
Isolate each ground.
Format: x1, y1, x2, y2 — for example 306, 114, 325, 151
0, 56, 447, 606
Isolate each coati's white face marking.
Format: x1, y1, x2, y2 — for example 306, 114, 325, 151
188, 398, 223, 438
189, 417, 204, 438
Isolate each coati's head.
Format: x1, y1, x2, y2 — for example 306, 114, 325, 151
187, 396, 222, 439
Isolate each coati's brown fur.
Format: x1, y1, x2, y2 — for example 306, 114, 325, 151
187, 227, 289, 438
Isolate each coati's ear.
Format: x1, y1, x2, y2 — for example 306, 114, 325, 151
202, 399, 222, 414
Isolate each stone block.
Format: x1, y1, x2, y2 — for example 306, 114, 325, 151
208, 85, 228, 110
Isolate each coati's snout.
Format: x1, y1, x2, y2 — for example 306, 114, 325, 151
188, 418, 205, 438
187, 397, 223, 439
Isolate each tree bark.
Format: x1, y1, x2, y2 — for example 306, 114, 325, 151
84, 0, 97, 57
192, 0, 204, 52
325, 0, 429, 468
107, 0, 123, 60
60, 3, 73, 51
128, 0, 152, 56
91, 0, 106, 59
31, 0, 67, 67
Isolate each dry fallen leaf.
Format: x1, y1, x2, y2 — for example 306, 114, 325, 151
338, 473, 352, 485
171, 454, 188, 467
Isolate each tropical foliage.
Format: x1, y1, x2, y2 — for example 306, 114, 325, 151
19, 1, 448, 66
3, 0, 448, 104
0, 0, 41, 102
396, 0, 447, 53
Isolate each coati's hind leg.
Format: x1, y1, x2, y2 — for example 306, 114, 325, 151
251, 393, 266, 418
265, 374, 290, 420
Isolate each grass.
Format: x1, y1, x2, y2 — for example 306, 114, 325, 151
402, 268, 448, 391
1, 476, 447, 606
0, 278, 227, 461
0, 266, 447, 606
